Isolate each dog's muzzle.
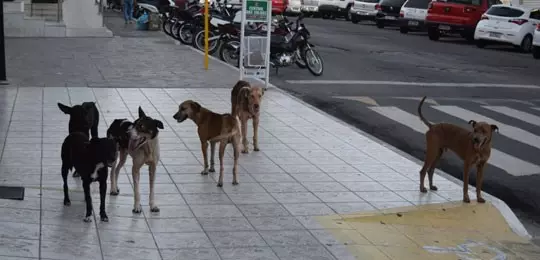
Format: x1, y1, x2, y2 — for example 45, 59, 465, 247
128, 136, 147, 152
174, 113, 187, 123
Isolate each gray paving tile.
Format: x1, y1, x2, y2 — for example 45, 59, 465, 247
271, 245, 336, 260
148, 218, 203, 233
313, 192, 363, 203
259, 230, 320, 246
40, 239, 100, 260
41, 224, 99, 245
247, 216, 305, 231
291, 173, 334, 182
227, 192, 277, 204
154, 232, 213, 249
146, 205, 195, 218
270, 192, 322, 204
102, 244, 162, 260
282, 203, 335, 216
99, 229, 157, 249
0, 208, 40, 224
339, 181, 389, 192
0, 221, 40, 240
217, 247, 279, 260
207, 231, 267, 248
96, 216, 150, 232
303, 182, 350, 192
260, 182, 308, 193
190, 205, 244, 218
160, 248, 220, 260
0, 237, 39, 258
355, 191, 407, 202
198, 217, 254, 232
326, 202, 376, 214
237, 204, 291, 217
183, 193, 233, 205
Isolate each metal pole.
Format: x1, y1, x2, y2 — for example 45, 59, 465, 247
0, 0, 7, 82
264, 0, 271, 89
239, 0, 246, 80
204, 0, 209, 70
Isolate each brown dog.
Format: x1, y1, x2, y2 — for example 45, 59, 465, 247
173, 100, 242, 187
231, 80, 264, 154
417, 96, 498, 203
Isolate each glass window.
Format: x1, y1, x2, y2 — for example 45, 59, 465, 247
439, 0, 482, 6
381, 0, 408, 6
530, 9, 540, 20
486, 6, 525, 17
404, 0, 431, 9
357, 0, 380, 3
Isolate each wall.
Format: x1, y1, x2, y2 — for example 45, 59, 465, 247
62, 0, 102, 29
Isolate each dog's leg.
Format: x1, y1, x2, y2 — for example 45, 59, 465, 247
72, 171, 80, 178
99, 168, 109, 222
149, 163, 160, 212
82, 179, 93, 222
201, 141, 210, 175
232, 136, 240, 185
217, 141, 226, 187
463, 161, 472, 203
476, 162, 486, 203
110, 150, 127, 196
253, 115, 260, 152
427, 149, 443, 191
241, 116, 249, 154
209, 141, 216, 173
132, 161, 144, 213
62, 164, 71, 206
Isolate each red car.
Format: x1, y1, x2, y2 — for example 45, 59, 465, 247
425, 0, 502, 41
272, 0, 289, 15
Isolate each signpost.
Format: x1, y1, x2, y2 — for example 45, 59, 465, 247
240, 0, 272, 88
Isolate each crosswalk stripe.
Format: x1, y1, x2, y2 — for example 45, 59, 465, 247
370, 106, 540, 176
483, 106, 540, 128
433, 106, 540, 150
532, 107, 540, 112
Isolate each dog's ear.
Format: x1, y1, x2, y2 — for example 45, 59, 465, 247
58, 103, 72, 114
155, 120, 164, 129
190, 102, 201, 113
468, 120, 477, 127
138, 106, 147, 118
491, 124, 499, 133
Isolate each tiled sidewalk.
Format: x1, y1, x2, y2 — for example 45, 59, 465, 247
0, 86, 525, 260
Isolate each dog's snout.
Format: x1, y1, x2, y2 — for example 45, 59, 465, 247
254, 104, 260, 109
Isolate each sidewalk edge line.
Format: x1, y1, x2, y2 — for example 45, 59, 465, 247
178, 36, 532, 239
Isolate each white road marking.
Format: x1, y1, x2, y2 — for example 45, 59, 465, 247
433, 106, 540, 150
483, 106, 540, 128
369, 106, 540, 176
333, 96, 379, 106
286, 80, 540, 89
532, 107, 540, 112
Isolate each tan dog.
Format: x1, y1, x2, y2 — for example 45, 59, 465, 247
173, 100, 242, 187
231, 80, 264, 154
417, 96, 498, 203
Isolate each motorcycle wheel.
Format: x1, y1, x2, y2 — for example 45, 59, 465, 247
295, 48, 307, 69
171, 21, 182, 40
219, 40, 240, 68
193, 29, 220, 55
304, 48, 324, 76
177, 22, 194, 45
162, 18, 173, 37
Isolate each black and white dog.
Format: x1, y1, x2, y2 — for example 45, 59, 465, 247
107, 107, 163, 213
61, 132, 117, 222
58, 102, 100, 177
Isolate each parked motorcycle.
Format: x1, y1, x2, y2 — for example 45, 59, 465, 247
219, 14, 324, 76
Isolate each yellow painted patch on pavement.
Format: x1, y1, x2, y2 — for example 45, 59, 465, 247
316, 201, 540, 259
333, 96, 379, 106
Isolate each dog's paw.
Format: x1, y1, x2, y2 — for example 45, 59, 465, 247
201, 169, 209, 175
72, 171, 80, 178
477, 197, 486, 203
209, 167, 216, 173
100, 213, 109, 222
241, 149, 249, 154
150, 206, 160, 213
132, 205, 143, 214
232, 181, 239, 185
217, 182, 223, 187
463, 197, 471, 203
83, 216, 93, 223
64, 199, 71, 206
109, 189, 120, 196
420, 187, 428, 193
429, 185, 438, 191
254, 147, 260, 152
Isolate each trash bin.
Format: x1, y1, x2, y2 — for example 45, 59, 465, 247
148, 12, 161, 31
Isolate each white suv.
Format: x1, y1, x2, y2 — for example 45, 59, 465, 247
301, 0, 321, 16
318, 0, 355, 20
349, 0, 381, 24
398, 0, 429, 33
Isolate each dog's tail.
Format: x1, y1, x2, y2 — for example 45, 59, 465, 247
209, 115, 243, 143
418, 96, 432, 129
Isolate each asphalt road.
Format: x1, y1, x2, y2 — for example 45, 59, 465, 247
267, 17, 540, 236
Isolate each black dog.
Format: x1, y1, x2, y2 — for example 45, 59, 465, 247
58, 102, 100, 177
61, 132, 117, 222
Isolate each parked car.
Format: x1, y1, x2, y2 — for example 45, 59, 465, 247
286, 0, 303, 14
318, 0, 355, 20
375, 0, 408, 28
426, 0, 502, 42
475, 5, 540, 52
349, 0, 381, 23
301, 0, 321, 16
398, 0, 430, 33
273, 0, 289, 14
533, 23, 540, 58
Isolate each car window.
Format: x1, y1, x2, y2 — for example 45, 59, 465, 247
357, 0, 380, 3
488, 0, 502, 6
486, 6, 524, 17
530, 9, 540, 20
438, 0, 482, 6
380, 0, 407, 6
403, 0, 431, 9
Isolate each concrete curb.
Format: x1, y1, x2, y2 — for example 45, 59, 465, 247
172, 33, 532, 240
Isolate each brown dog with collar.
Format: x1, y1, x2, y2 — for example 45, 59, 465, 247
173, 100, 242, 187
231, 80, 264, 154
417, 96, 498, 203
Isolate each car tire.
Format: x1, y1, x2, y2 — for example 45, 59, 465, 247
520, 34, 533, 53
475, 40, 487, 48
322, 12, 329, 19
345, 6, 352, 21
399, 26, 408, 34
352, 17, 359, 24
533, 46, 540, 59
428, 27, 440, 41
376, 20, 384, 29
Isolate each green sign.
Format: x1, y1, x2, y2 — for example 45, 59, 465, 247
246, 0, 268, 22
